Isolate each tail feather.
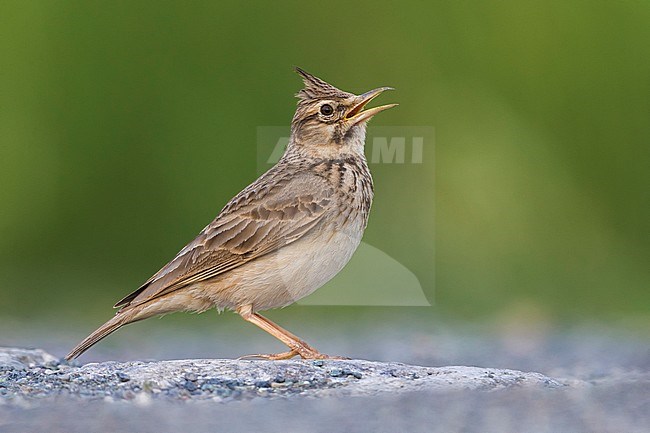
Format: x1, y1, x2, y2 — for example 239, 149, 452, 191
65, 313, 131, 360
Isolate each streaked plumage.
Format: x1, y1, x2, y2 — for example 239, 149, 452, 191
66, 68, 395, 360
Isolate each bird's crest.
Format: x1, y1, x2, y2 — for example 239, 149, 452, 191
294, 67, 353, 102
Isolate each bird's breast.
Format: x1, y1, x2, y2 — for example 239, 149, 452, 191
192, 156, 374, 312
198, 205, 367, 312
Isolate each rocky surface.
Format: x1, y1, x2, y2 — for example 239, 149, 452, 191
1, 346, 648, 433
0, 347, 564, 403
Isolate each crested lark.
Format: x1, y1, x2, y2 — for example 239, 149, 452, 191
66, 68, 396, 360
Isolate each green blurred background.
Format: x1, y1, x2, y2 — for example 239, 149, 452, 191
1, 0, 648, 334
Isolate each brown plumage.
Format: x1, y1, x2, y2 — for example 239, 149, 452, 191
66, 67, 396, 360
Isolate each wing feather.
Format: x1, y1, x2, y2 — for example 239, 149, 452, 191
115, 171, 334, 310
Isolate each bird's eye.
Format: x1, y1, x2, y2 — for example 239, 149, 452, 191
320, 104, 334, 116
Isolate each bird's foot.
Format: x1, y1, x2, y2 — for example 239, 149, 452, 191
296, 350, 350, 360
239, 347, 349, 361
238, 350, 299, 360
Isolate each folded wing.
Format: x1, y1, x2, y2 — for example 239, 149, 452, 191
115, 171, 334, 310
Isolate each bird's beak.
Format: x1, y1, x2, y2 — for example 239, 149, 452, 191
345, 87, 397, 125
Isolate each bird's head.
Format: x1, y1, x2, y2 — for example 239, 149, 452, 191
289, 67, 397, 158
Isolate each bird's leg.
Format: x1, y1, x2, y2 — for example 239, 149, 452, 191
237, 305, 336, 360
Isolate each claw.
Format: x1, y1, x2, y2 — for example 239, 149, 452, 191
238, 349, 348, 361
318, 355, 351, 360
238, 350, 299, 360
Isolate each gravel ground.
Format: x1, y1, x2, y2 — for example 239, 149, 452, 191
0, 347, 564, 404
1, 346, 649, 433
1, 316, 648, 432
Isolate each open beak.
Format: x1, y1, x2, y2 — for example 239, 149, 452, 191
345, 87, 397, 125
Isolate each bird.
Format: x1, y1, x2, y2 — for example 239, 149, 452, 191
65, 67, 396, 361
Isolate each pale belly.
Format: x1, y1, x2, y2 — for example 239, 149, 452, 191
188, 219, 365, 312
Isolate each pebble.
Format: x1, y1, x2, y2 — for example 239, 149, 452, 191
329, 368, 362, 379
224, 380, 241, 390
184, 380, 198, 392
116, 372, 131, 382
200, 383, 214, 392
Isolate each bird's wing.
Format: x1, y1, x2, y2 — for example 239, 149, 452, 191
114, 170, 335, 310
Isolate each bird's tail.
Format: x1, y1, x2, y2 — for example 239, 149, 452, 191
65, 310, 136, 360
